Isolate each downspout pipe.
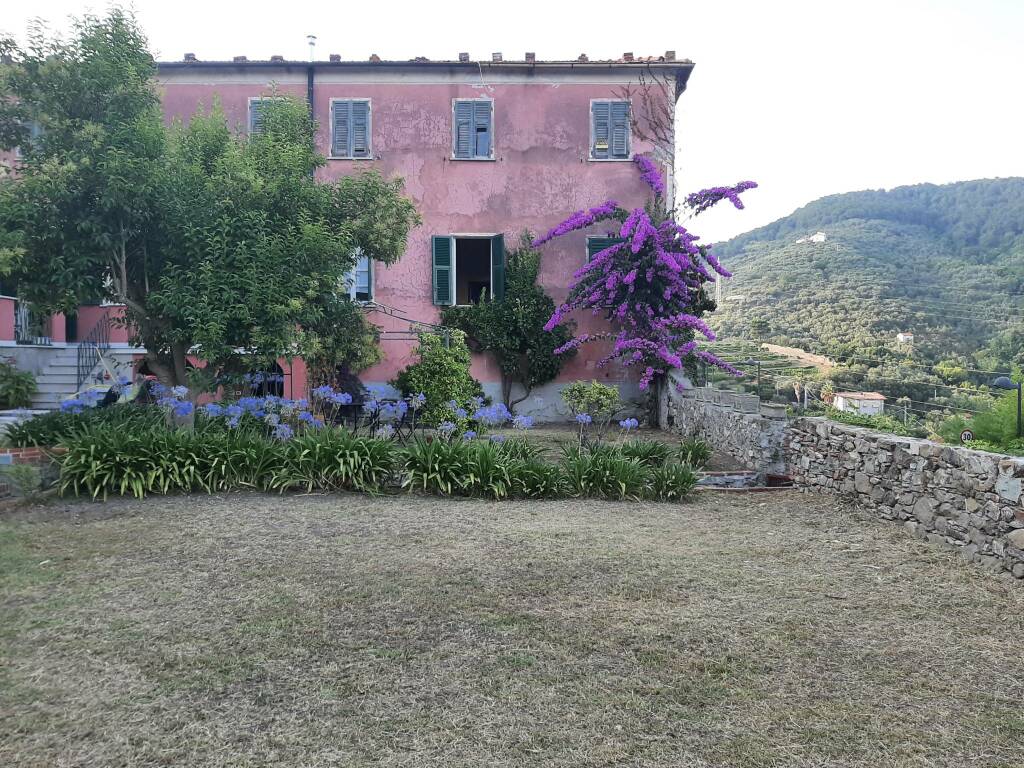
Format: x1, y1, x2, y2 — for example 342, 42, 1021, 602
307, 64, 315, 177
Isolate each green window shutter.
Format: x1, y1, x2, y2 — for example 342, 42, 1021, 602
490, 234, 505, 301
432, 235, 453, 305
351, 100, 370, 158
591, 101, 610, 159
332, 100, 351, 157
610, 101, 630, 158
453, 101, 474, 159
250, 100, 267, 134
587, 236, 624, 260
474, 100, 492, 158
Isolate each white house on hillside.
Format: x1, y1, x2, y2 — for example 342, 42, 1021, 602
796, 231, 828, 244
833, 391, 886, 416
896, 332, 914, 344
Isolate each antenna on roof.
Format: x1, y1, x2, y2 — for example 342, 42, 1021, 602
306, 35, 317, 62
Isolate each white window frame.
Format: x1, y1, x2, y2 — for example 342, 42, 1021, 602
329, 98, 373, 160
588, 98, 633, 162
451, 98, 496, 162
345, 249, 373, 303
451, 234, 496, 305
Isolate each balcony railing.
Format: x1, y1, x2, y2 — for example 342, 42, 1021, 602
14, 301, 52, 346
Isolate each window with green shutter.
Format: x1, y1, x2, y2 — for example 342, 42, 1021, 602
331, 99, 372, 158
249, 98, 269, 134
490, 234, 505, 301
452, 99, 494, 159
590, 100, 631, 160
432, 236, 453, 305
586, 237, 625, 261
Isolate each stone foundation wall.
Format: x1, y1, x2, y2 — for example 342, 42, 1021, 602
660, 378, 788, 475
660, 380, 1024, 578
786, 417, 1024, 578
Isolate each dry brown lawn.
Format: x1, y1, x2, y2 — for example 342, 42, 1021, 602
2, 490, 1023, 767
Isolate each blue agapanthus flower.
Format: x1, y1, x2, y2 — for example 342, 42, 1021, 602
576, 413, 593, 425
173, 401, 194, 418
512, 414, 534, 430
273, 423, 294, 441
462, 430, 477, 441
204, 403, 224, 417
171, 385, 188, 399
618, 417, 639, 430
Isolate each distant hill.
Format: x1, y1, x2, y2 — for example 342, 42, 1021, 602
710, 178, 1024, 369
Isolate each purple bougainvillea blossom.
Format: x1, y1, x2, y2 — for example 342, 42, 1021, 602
684, 181, 759, 216
535, 154, 756, 390
634, 155, 667, 197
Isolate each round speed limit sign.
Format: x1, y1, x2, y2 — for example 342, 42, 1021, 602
960, 429, 975, 444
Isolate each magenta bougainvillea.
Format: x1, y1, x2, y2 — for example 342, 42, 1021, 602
535, 157, 757, 391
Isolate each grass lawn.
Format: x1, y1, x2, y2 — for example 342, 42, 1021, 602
2, 490, 1023, 767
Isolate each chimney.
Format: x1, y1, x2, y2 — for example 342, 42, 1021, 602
183, 52, 197, 63
664, 50, 676, 61
491, 52, 502, 62
270, 55, 284, 62
458, 52, 470, 62
577, 53, 589, 62
622, 52, 634, 62
329, 54, 341, 63
233, 55, 247, 63
525, 52, 535, 63
369, 54, 381, 62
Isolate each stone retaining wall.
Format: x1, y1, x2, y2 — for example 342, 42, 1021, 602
660, 381, 1024, 578
660, 378, 788, 475
786, 417, 1024, 577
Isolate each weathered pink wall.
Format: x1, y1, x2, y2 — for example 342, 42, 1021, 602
159, 69, 671, 396
0, 298, 15, 342
76, 305, 132, 344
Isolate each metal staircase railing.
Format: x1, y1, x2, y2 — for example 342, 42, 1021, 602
76, 311, 111, 391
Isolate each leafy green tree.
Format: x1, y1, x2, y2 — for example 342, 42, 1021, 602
442, 233, 575, 409
0, 10, 418, 387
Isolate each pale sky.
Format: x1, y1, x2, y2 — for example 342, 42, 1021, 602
5, 0, 1023, 242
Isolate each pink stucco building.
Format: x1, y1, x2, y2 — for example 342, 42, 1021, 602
3, 53, 694, 417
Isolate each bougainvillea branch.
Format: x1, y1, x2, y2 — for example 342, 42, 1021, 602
536, 155, 756, 391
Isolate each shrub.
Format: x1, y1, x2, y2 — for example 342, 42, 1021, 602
562, 380, 620, 422
823, 406, 918, 437
402, 437, 472, 495
561, 449, 647, 500
646, 463, 698, 501
1, 464, 43, 498
463, 440, 513, 499
0, 360, 36, 409
7, 404, 165, 447
678, 437, 712, 469
269, 430, 396, 492
508, 459, 565, 499
392, 332, 483, 425
496, 436, 542, 462
620, 439, 671, 468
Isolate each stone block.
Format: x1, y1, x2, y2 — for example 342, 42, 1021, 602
913, 497, 936, 525
1006, 529, 1024, 549
995, 474, 1022, 503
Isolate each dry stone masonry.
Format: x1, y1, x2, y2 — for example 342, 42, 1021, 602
786, 418, 1024, 578
661, 379, 1024, 579
660, 380, 788, 475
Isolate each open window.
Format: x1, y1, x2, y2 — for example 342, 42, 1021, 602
432, 235, 504, 305
346, 249, 372, 302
